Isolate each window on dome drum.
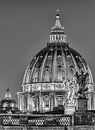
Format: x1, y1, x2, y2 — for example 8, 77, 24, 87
45, 99, 50, 107
57, 55, 61, 59
56, 96, 63, 106
48, 55, 52, 59
44, 66, 50, 82
32, 96, 37, 111
33, 68, 39, 82
34, 78, 38, 82
42, 96, 50, 110
57, 65, 62, 81
69, 66, 74, 75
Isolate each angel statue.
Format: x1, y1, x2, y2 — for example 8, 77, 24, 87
75, 70, 89, 98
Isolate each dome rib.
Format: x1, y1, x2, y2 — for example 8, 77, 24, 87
40, 50, 48, 82
61, 45, 67, 80
70, 52, 79, 73
30, 56, 39, 83
41, 47, 50, 82
52, 46, 57, 82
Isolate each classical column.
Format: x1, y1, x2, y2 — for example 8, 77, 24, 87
50, 91, 54, 111
17, 92, 21, 111
27, 93, 30, 112
38, 92, 42, 112
20, 93, 25, 112
87, 92, 92, 110
36, 92, 39, 112
91, 92, 95, 110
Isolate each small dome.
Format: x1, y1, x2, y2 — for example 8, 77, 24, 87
0, 89, 18, 113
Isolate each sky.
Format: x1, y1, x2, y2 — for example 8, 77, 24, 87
0, 0, 95, 101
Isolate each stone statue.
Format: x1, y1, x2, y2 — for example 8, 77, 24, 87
66, 79, 76, 105
75, 70, 89, 98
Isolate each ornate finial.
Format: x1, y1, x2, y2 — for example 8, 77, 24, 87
49, 10, 66, 43
56, 9, 60, 18
51, 10, 64, 30
5, 88, 11, 98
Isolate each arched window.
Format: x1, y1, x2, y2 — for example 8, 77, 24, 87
42, 95, 50, 111
32, 96, 37, 111
57, 65, 62, 81
69, 65, 74, 75
44, 98, 50, 108
44, 66, 50, 82
34, 68, 39, 82
56, 96, 63, 106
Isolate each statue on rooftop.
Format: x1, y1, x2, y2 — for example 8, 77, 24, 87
75, 70, 89, 98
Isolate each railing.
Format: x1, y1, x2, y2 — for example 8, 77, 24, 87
1, 111, 95, 127
74, 111, 95, 126
27, 115, 72, 127
0, 114, 72, 127
2, 115, 20, 126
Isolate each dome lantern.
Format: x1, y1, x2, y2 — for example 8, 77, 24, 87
49, 10, 67, 43
5, 88, 11, 99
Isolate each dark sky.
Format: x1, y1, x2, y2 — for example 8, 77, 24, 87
0, 0, 95, 101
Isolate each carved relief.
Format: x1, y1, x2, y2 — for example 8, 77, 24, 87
55, 83, 66, 90
42, 84, 54, 91
32, 84, 41, 92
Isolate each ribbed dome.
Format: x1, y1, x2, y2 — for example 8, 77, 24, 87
22, 11, 93, 87
17, 11, 95, 114
23, 43, 93, 85
22, 11, 94, 97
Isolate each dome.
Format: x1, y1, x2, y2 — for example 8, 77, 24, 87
0, 89, 19, 113
22, 12, 93, 88
23, 43, 93, 86
18, 11, 94, 114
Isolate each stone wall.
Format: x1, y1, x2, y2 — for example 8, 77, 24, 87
0, 126, 23, 130
0, 126, 72, 130
1, 125, 95, 130
74, 125, 95, 130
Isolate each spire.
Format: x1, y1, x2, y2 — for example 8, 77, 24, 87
51, 9, 64, 30
5, 88, 11, 99
49, 10, 66, 43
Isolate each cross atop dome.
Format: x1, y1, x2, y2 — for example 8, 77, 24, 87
49, 10, 66, 43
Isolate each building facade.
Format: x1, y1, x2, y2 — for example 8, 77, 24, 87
0, 11, 95, 130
